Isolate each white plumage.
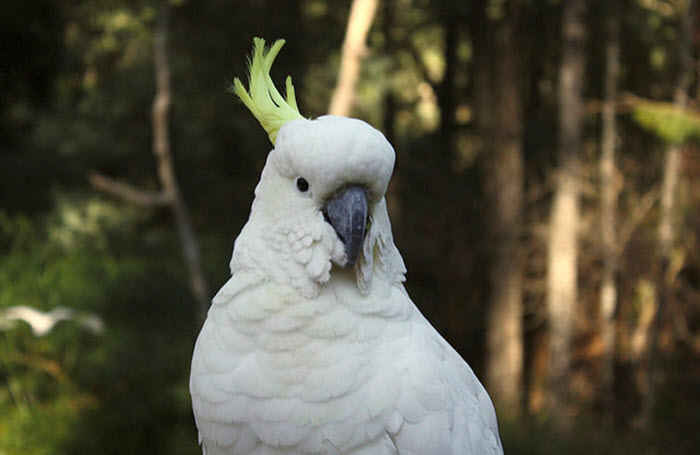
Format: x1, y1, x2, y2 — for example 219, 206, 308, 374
0, 305, 104, 336
190, 114, 503, 454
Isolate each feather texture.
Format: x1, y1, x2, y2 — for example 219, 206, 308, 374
191, 271, 503, 454
192, 38, 503, 455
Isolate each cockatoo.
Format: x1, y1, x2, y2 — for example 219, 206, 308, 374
190, 38, 504, 455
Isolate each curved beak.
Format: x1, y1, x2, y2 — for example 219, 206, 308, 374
322, 185, 368, 267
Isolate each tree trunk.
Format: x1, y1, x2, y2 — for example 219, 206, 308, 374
438, 15, 458, 159
640, 1, 695, 428
546, 0, 586, 418
382, 0, 401, 225
89, 3, 210, 323
152, 4, 210, 322
382, 0, 396, 146
328, 0, 379, 116
598, 0, 620, 429
482, 1, 525, 415
470, 0, 494, 148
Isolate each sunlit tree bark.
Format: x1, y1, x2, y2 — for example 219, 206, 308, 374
546, 0, 586, 418
599, 0, 620, 428
328, 0, 379, 116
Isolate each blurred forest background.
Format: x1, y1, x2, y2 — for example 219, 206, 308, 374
2, 0, 700, 453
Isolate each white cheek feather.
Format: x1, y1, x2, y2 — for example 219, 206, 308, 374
357, 198, 406, 297
231, 205, 345, 299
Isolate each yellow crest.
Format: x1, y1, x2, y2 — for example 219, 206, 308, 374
230, 38, 304, 145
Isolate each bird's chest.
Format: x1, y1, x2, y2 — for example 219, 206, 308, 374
193, 290, 411, 404
244, 306, 406, 399
190, 282, 416, 455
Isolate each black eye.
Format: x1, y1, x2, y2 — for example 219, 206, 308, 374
296, 177, 309, 193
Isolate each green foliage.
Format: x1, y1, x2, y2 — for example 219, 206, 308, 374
0, 201, 199, 455
632, 100, 700, 144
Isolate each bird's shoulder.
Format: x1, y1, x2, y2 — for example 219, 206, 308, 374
388, 309, 503, 454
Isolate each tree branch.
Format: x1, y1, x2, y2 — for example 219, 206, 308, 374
404, 37, 439, 90
88, 2, 210, 324
618, 187, 660, 255
151, 2, 210, 322
88, 171, 172, 207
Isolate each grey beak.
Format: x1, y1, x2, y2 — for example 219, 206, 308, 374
322, 185, 368, 267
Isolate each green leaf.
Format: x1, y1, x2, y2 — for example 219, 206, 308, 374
631, 100, 700, 144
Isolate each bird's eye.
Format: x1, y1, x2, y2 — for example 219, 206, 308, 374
296, 177, 310, 193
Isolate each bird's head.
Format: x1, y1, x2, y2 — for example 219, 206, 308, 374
229, 38, 405, 297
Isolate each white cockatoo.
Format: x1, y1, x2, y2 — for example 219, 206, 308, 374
190, 38, 504, 455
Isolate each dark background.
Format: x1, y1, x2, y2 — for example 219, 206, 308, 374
1, 0, 699, 453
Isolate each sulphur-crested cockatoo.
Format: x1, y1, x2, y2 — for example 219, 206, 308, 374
190, 38, 504, 455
